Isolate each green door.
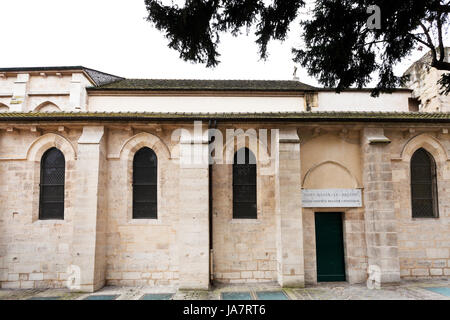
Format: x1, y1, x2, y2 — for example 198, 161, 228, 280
315, 212, 346, 282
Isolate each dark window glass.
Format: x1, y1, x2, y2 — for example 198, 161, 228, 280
233, 148, 257, 219
411, 148, 439, 218
39, 148, 65, 220
133, 147, 157, 219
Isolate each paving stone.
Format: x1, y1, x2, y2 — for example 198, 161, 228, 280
140, 293, 174, 300
255, 291, 289, 300
424, 287, 450, 297
84, 294, 119, 300
222, 292, 253, 300
0, 279, 449, 300
28, 296, 61, 300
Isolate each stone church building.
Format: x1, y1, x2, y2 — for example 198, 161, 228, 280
0, 65, 449, 292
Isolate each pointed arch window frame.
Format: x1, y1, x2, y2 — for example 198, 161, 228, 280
232, 147, 257, 219
39, 147, 65, 220
132, 147, 158, 219
410, 148, 439, 219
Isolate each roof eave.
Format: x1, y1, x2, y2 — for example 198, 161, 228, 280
0, 112, 449, 123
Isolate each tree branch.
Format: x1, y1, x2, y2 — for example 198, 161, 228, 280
419, 21, 437, 62
410, 33, 435, 50
436, 11, 445, 62
434, 3, 450, 13
362, 40, 388, 47
432, 60, 450, 71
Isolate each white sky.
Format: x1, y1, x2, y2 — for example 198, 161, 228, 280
0, 0, 446, 87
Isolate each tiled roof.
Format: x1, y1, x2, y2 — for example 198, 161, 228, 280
88, 79, 318, 91
0, 111, 449, 122
83, 68, 124, 86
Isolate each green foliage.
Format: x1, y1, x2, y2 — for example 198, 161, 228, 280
145, 0, 450, 95
145, 0, 304, 67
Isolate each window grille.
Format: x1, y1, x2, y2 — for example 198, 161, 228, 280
133, 147, 157, 219
411, 148, 439, 218
233, 148, 257, 219
39, 148, 65, 220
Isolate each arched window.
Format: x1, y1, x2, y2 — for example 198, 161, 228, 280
39, 148, 65, 220
411, 148, 439, 218
0, 103, 9, 113
34, 101, 61, 112
133, 147, 157, 219
233, 148, 257, 219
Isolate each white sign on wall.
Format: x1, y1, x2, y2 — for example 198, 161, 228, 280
302, 189, 362, 208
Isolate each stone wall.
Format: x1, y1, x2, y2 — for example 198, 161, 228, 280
212, 127, 277, 284
0, 129, 79, 289
104, 128, 181, 287
0, 73, 91, 112
403, 48, 450, 112
361, 128, 401, 284
389, 130, 450, 278
302, 208, 367, 285
1, 123, 450, 290
300, 129, 367, 284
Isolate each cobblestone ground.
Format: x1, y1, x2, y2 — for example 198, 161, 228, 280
0, 279, 449, 300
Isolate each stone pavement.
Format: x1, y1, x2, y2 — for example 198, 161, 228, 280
0, 279, 449, 300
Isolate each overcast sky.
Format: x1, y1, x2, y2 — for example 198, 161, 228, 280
0, 0, 446, 87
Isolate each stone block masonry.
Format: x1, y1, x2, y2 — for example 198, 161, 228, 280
71, 126, 107, 292
274, 128, 305, 287
0, 123, 449, 291
361, 128, 401, 285
178, 125, 210, 290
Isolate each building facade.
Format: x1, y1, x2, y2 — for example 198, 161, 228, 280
0, 66, 449, 292
403, 47, 450, 112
